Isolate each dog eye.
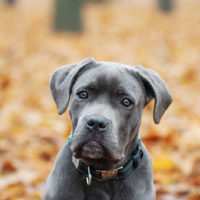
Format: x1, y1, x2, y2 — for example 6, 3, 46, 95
77, 91, 88, 99
121, 98, 133, 108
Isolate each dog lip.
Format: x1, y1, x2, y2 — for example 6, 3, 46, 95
79, 141, 105, 159
71, 140, 123, 162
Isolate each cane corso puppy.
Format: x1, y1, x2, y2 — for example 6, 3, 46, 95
43, 57, 172, 200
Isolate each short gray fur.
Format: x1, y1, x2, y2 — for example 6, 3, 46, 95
43, 58, 172, 200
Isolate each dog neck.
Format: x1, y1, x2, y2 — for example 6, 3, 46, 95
71, 137, 143, 186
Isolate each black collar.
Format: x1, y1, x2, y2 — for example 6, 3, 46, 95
72, 139, 143, 185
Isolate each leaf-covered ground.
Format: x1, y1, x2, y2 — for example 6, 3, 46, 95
0, 0, 200, 199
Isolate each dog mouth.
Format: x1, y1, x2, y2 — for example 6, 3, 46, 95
71, 134, 124, 169
73, 141, 106, 160
72, 141, 122, 170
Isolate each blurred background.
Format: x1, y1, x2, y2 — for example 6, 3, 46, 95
0, 0, 200, 199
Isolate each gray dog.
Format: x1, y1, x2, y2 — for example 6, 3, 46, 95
43, 57, 172, 200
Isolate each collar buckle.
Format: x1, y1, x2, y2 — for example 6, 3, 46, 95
96, 166, 123, 181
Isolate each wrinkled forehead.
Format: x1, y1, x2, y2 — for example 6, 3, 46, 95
72, 62, 143, 100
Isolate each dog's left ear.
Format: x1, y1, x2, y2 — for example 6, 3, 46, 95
50, 57, 96, 115
133, 65, 172, 124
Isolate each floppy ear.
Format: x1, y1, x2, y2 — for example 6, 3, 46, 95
133, 65, 172, 124
50, 57, 96, 115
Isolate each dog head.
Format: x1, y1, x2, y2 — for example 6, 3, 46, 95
50, 58, 172, 170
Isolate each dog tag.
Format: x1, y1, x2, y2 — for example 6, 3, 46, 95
86, 166, 92, 186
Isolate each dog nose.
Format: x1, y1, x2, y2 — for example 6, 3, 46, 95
86, 115, 109, 133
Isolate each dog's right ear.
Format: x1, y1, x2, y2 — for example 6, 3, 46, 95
50, 57, 95, 115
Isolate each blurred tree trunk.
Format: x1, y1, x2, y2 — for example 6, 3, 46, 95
54, 0, 84, 32
5, 0, 15, 5
158, 0, 173, 12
